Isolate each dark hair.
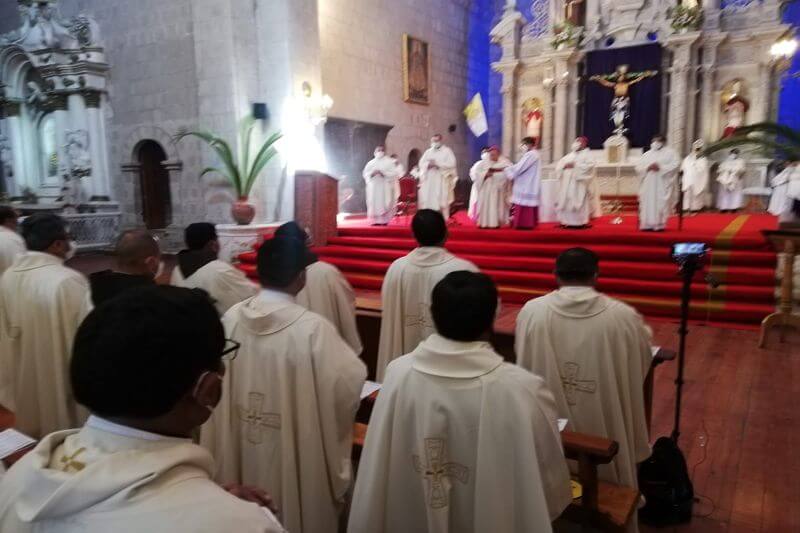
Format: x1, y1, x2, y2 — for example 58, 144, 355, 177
116, 229, 159, 268
184, 223, 218, 250
0, 206, 17, 226
274, 221, 309, 242
431, 271, 498, 341
20, 213, 68, 251
411, 209, 447, 247
521, 137, 536, 147
555, 247, 599, 283
257, 235, 313, 288
71, 286, 224, 418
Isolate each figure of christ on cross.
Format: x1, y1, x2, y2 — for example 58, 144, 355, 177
589, 64, 658, 136
412, 438, 470, 509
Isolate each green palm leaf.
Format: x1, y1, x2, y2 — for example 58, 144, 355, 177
239, 116, 256, 178
734, 122, 800, 146
244, 132, 283, 197
175, 130, 243, 195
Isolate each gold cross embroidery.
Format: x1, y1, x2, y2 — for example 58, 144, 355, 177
237, 392, 281, 445
561, 362, 597, 406
405, 302, 433, 330
60, 447, 87, 472
412, 438, 469, 509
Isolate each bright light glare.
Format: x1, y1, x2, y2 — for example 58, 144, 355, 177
771, 38, 798, 59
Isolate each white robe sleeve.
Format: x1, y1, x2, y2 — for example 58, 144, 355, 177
376, 261, 404, 381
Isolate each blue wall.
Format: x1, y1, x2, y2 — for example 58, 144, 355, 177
779, 4, 800, 131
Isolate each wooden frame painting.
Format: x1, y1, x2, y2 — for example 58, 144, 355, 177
403, 34, 430, 105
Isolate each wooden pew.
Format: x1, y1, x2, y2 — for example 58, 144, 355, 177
352, 422, 639, 532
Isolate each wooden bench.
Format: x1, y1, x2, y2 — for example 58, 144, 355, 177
352, 423, 639, 532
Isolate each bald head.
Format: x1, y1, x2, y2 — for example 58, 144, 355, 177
115, 230, 161, 277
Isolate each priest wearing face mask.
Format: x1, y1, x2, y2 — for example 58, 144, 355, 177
418, 133, 458, 219
504, 136, 543, 230
363, 145, 402, 225
681, 140, 711, 213
0, 213, 89, 438
468, 146, 512, 229
716, 149, 747, 213
635, 135, 680, 231
555, 137, 596, 228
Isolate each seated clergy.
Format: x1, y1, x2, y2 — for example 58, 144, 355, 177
349, 272, 572, 533
0, 286, 285, 532
274, 221, 363, 354
171, 222, 258, 315
0, 206, 25, 277
0, 214, 88, 438
515, 248, 652, 492
376, 209, 478, 380
87, 229, 160, 307
201, 236, 366, 533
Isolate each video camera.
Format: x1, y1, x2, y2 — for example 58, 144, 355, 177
671, 242, 708, 269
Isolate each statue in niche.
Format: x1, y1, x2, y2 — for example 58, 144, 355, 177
564, 0, 586, 26
589, 64, 658, 136
0, 134, 13, 197
64, 129, 92, 178
522, 98, 544, 148
26, 81, 47, 106
721, 80, 750, 138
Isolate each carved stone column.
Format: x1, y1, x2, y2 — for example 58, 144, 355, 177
490, 5, 524, 155
496, 61, 520, 154
550, 50, 577, 161
699, 34, 727, 143
82, 90, 110, 200
666, 32, 701, 156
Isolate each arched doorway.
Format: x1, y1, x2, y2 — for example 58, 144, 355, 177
136, 140, 172, 229
407, 148, 421, 172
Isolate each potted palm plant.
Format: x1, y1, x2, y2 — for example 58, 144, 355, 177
175, 117, 282, 225
703, 122, 800, 161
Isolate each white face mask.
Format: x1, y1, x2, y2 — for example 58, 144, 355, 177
481, 152, 490, 161
431, 140, 441, 149
65, 240, 77, 260
154, 260, 165, 279
651, 141, 663, 151
375, 151, 385, 158
571, 142, 583, 152
729, 152, 739, 159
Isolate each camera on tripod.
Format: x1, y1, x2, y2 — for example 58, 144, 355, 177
672, 242, 708, 270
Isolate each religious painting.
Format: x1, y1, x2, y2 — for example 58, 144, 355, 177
403, 34, 430, 105
522, 98, 544, 148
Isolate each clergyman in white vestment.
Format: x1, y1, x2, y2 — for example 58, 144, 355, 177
555, 136, 596, 228
201, 237, 366, 533
363, 146, 402, 225
636, 135, 680, 231
769, 162, 800, 223
515, 248, 652, 495
275, 221, 363, 354
0, 286, 285, 532
716, 150, 747, 212
681, 140, 710, 212
171, 222, 258, 315
350, 272, 572, 533
376, 209, 478, 381
0, 207, 25, 276
418, 134, 458, 219
0, 214, 88, 438
468, 146, 511, 228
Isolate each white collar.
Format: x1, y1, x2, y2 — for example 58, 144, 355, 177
258, 288, 296, 304
85, 415, 190, 442
412, 334, 503, 379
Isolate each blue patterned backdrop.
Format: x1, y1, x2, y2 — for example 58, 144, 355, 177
779, 3, 800, 132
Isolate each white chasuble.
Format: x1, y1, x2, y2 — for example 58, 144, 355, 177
171, 259, 258, 315
635, 146, 680, 230
680, 153, 710, 211
515, 287, 653, 491
296, 260, 363, 354
555, 150, 595, 226
468, 158, 511, 228
769, 166, 800, 222
0, 422, 284, 532
376, 247, 478, 381
201, 293, 366, 533
504, 149, 542, 207
0, 227, 25, 277
349, 334, 572, 533
716, 157, 747, 210
418, 146, 458, 219
363, 155, 402, 225
0, 252, 89, 438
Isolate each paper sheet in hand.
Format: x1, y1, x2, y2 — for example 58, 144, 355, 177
651, 346, 661, 358
558, 419, 568, 432
361, 381, 382, 400
0, 429, 36, 459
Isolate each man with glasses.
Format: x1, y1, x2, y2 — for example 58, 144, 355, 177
0, 213, 88, 438
201, 236, 366, 533
0, 286, 285, 532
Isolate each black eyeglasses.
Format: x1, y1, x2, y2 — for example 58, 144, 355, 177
221, 339, 240, 361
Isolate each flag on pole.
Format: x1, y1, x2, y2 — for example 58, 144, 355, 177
464, 93, 488, 137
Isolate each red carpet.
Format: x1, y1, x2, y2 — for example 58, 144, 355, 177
238, 212, 779, 327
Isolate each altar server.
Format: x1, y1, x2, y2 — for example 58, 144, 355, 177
769, 162, 800, 223
418, 134, 458, 219
363, 146, 402, 225
87, 230, 160, 307
274, 221, 362, 354
0, 206, 24, 276
636, 134, 680, 231
504, 136, 542, 229
0, 214, 88, 438
0, 286, 285, 533
681, 140, 711, 213
350, 272, 572, 533
171, 222, 258, 315
515, 248, 652, 494
376, 209, 478, 380
716, 149, 747, 212
468, 146, 511, 228
201, 236, 366, 533
555, 136, 596, 228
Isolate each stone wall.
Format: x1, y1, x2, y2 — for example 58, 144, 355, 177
318, 0, 474, 180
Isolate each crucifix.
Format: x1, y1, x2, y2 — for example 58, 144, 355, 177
413, 438, 469, 509
560, 362, 597, 405
589, 65, 658, 136
237, 392, 281, 445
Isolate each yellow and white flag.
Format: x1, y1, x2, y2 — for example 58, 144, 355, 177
464, 93, 488, 137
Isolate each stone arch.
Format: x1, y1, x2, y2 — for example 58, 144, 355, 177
407, 148, 421, 171
120, 125, 180, 163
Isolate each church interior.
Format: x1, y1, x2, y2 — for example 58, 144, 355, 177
1, 0, 800, 531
